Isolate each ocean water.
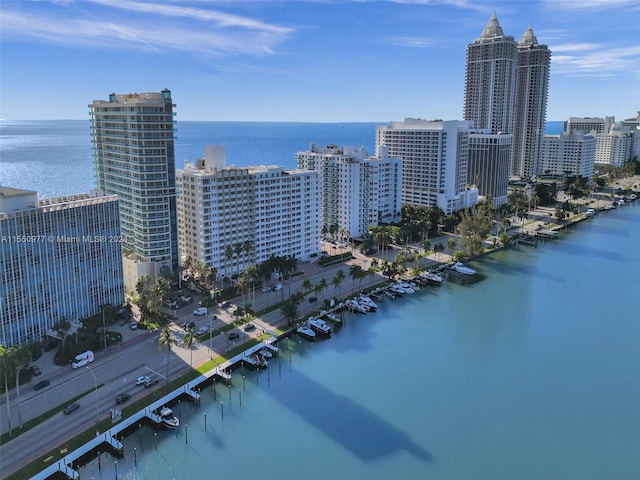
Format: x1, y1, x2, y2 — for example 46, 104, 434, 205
1, 119, 563, 199
71, 202, 640, 480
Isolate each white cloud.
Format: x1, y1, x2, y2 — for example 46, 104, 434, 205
551, 43, 640, 77
0, 1, 293, 56
388, 36, 434, 48
544, 0, 640, 10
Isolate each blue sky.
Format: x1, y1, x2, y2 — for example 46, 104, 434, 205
1, 0, 639, 122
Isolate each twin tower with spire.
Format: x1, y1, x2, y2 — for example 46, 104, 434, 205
464, 11, 551, 179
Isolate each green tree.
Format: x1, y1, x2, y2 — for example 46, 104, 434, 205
447, 237, 457, 257
12, 345, 32, 428
158, 327, 175, 384
332, 269, 345, 295
0, 345, 14, 435
182, 326, 197, 369
457, 205, 493, 257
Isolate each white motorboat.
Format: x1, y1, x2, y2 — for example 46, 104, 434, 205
260, 349, 273, 359
345, 299, 368, 313
422, 271, 444, 284
159, 407, 180, 429
358, 295, 378, 310
451, 262, 476, 276
296, 323, 316, 340
383, 288, 396, 299
324, 312, 342, 324
585, 208, 596, 217
307, 317, 332, 336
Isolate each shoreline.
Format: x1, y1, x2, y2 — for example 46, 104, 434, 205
5, 179, 640, 479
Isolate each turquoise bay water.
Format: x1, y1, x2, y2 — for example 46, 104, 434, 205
77, 203, 640, 480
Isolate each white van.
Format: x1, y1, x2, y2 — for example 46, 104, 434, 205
193, 307, 207, 316
72, 350, 95, 369
273, 284, 282, 291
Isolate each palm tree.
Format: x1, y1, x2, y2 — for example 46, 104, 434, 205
318, 278, 328, 299
302, 278, 313, 294
349, 265, 363, 293
233, 242, 244, 279
182, 326, 197, 369
433, 243, 445, 261
12, 345, 32, 428
242, 240, 254, 268
158, 327, 175, 384
332, 269, 345, 295
0, 345, 14, 435
224, 245, 234, 279
447, 237, 457, 258
321, 224, 329, 240
243, 264, 259, 307
422, 239, 431, 255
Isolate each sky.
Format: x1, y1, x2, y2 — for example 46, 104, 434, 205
1, 0, 639, 122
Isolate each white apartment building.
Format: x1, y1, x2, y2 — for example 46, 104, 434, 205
563, 116, 615, 135
594, 123, 634, 167
177, 146, 321, 279
541, 133, 595, 180
621, 111, 640, 159
90, 90, 179, 293
0, 187, 124, 347
376, 119, 478, 215
296, 144, 402, 239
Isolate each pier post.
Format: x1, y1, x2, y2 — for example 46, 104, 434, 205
114, 460, 118, 480
239, 389, 242, 407
243, 375, 246, 391
98, 451, 101, 470
133, 447, 137, 467
279, 361, 282, 378
204, 412, 207, 432
228, 383, 231, 401
154, 433, 157, 451
185, 424, 188, 444
268, 367, 270, 386
221, 402, 224, 420
213, 378, 217, 400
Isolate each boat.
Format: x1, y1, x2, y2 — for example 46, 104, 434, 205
604, 203, 615, 210
383, 288, 396, 299
159, 407, 180, 429
585, 208, 596, 217
324, 312, 342, 324
451, 262, 476, 276
296, 323, 316, 340
618, 199, 625, 206
307, 317, 332, 336
358, 295, 378, 310
250, 352, 268, 369
259, 348, 273, 359
422, 271, 444, 284
345, 299, 368, 313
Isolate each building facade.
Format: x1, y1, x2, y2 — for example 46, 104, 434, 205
464, 12, 517, 135
376, 119, 478, 215
511, 24, 551, 179
541, 133, 595, 180
563, 116, 615, 135
90, 90, 179, 293
594, 123, 634, 166
467, 132, 512, 206
296, 144, 402, 239
0, 188, 124, 347
177, 146, 321, 280
621, 111, 640, 159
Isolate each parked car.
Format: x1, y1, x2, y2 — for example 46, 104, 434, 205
195, 325, 209, 336
135, 375, 150, 386
228, 332, 240, 341
144, 378, 159, 388
262, 286, 271, 293
63, 403, 80, 415
116, 393, 131, 404
219, 301, 231, 308
30, 365, 42, 376
181, 321, 195, 330
129, 320, 138, 330
33, 379, 50, 390
273, 284, 282, 291
308, 296, 317, 303
244, 323, 256, 332
31, 349, 43, 361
